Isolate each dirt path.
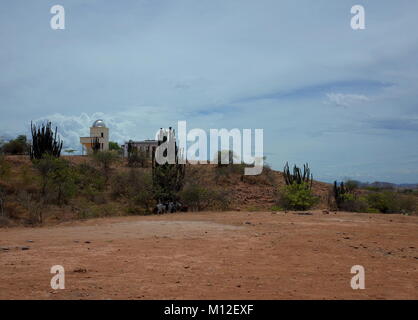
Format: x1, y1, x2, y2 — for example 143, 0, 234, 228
0, 211, 417, 300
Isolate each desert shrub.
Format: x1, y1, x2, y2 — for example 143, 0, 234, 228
16, 191, 45, 224
2, 135, 29, 155
333, 180, 363, 211
111, 173, 130, 198
337, 193, 369, 212
111, 169, 155, 213
0, 155, 11, 178
73, 163, 105, 200
242, 163, 276, 185
366, 191, 416, 214
74, 200, 100, 219
18, 164, 37, 189
71, 199, 120, 220
33, 156, 77, 205
345, 180, 360, 191
77, 203, 118, 218
214, 164, 245, 183
109, 141, 122, 152
92, 151, 120, 180
277, 182, 318, 211
179, 183, 230, 211
4, 200, 27, 220
212, 149, 245, 183
127, 148, 149, 168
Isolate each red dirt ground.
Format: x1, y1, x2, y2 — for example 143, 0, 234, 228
0, 210, 417, 300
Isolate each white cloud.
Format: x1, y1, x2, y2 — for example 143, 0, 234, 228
326, 93, 370, 107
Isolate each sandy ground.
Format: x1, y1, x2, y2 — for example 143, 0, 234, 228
0, 210, 417, 300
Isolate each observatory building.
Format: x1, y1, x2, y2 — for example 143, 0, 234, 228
80, 119, 109, 155
121, 139, 158, 158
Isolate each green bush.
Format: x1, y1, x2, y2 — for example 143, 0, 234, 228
1, 135, 29, 155
111, 169, 155, 213
129, 150, 149, 168
109, 141, 122, 152
92, 151, 120, 180
179, 183, 230, 211
214, 164, 245, 184
277, 182, 318, 211
242, 163, 276, 185
337, 193, 369, 212
73, 163, 105, 200
0, 155, 11, 178
33, 156, 77, 205
366, 191, 416, 214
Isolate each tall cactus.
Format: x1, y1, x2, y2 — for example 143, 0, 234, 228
152, 127, 185, 203
30, 121, 63, 160
283, 162, 313, 189
333, 181, 348, 208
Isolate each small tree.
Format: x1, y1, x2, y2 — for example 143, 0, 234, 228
33, 155, 76, 206
92, 150, 119, 181
109, 141, 121, 151
2, 135, 30, 155
278, 182, 318, 211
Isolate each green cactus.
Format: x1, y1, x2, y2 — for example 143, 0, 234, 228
30, 121, 63, 160
333, 181, 348, 208
152, 127, 186, 203
283, 162, 313, 189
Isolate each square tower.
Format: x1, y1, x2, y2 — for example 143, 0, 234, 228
80, 119, 109, 155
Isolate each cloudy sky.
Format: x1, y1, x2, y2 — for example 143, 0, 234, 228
1, 0, 418, 183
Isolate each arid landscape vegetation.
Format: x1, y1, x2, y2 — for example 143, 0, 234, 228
1, 125, 418, 226
1, 151, 417, 227
1, 126, 418, 300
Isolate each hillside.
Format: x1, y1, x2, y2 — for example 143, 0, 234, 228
0, 155, 334, 227
2, 154, 417, 228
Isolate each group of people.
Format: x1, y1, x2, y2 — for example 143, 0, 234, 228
154, 201, 188, 214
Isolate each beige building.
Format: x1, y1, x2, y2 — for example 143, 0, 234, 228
122, 139, 158, 158
80, 119, 109, 155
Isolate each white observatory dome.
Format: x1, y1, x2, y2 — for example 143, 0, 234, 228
92, 119, 106, 128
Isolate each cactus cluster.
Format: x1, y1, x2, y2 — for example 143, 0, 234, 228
283, 162, 313, 188
30, 121, 63, 160
333, 181, 351, 208
152, 127, 186, 203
